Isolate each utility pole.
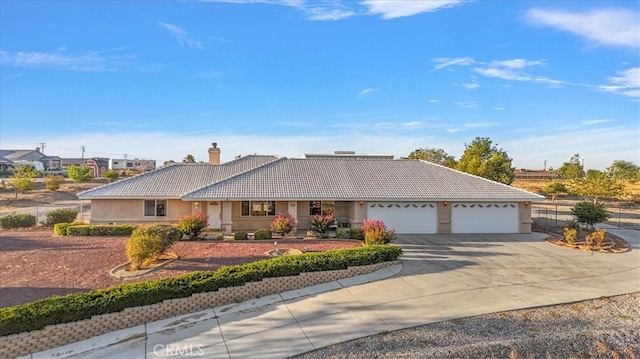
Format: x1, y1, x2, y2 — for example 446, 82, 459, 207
80, 146, 86, 159
38, 143, 46, 154
124, 154, 128, 160
544, 160, 547, 171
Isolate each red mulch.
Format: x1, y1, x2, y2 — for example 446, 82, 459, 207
0, 228, 363, 308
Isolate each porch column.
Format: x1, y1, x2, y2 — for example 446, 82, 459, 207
221, 201, 233, 235
353, 201, 367, 229
288, 201, 298, 233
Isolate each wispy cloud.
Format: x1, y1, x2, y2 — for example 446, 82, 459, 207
204, 0, 354, 20
446, 122, 499, 133
158, 22, 204, 49
432, 57, 475, 71
525, 7, 640, 48
428, 99, 441, 103
454, 101, 477, 109
362, 0, 468, 19
582, 119, 614, 126
2, 72, 23, 80
0, 48, 136, 71
306, 6, 355, 21
599, 67, 640, 98
493, 107, 506, 111
401, 121, 423, 128
462, 82, 480, 89
358, 87, 378, 97
196, 70, 224, 79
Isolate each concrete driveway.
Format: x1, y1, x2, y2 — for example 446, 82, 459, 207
34, 231, 640, 359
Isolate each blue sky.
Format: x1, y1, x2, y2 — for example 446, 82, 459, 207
1, 0, 638, 170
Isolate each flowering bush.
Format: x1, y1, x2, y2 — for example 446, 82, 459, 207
311, 213, 335, 238
361, 219, 396, 245
270, 212, 297, 236
177, 212, 208, 240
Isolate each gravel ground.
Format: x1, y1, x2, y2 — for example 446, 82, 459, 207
294, 292, 640, 359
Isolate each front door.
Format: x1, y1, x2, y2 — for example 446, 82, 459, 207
208, 202, 221, 229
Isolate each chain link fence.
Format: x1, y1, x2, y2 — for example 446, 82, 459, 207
532, 202, 640, 230
0, 201, 91, 226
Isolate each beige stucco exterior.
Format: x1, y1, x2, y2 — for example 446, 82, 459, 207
88, 199, 534, 234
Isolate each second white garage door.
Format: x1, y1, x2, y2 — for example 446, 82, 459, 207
451, 203, 519, 233
367, 202, 437, 234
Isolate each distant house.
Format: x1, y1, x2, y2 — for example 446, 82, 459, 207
0, 148, 61, 170
109, 158, 156, 173
514, 169, 558, 180
60, 158, 110, 177
79, 143, 544, 234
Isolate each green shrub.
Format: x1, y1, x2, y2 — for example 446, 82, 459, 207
53, 222, 83, 235
67, 225, 90, 236
88, 225, 113, 236
335, 228, 351, 239
177, 212, 208, 240
254, 228, 272, 240
0, 244, 401, 336
44, 175, 65, 191
111, 225, 136, 236
586, 228, 607, 248
571, 201, 610, 229
563, 227, 577, 244
46, 208, 78, 225
349, 228, 364, 241
126, 225, 180, 270
0, 213, 37, 229
234, 231, 248, 240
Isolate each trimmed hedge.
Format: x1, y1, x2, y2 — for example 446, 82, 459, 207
234, 231, 248, 240
53, 223, 136, 236
0, 213, 37, 229
254, 228, 272, 240
0, 245, 401, 336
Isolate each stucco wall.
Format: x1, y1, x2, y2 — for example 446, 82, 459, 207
437, 202, 451, 234
90, 199, 190, 224
519, 202, 533, 233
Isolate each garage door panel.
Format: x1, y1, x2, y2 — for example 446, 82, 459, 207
367, 202, 437, 234
451, 203, 518, 233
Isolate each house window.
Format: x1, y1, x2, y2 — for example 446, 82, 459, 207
144, 200, 166, 217
241, 201, 276, 216
309, 201, 334, 215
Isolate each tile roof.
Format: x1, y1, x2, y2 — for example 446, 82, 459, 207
183, 158, 544, 201
77, 155, 279, 199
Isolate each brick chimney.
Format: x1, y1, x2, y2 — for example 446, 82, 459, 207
208, 142, 221, 165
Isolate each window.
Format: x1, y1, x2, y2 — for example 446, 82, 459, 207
309, 201, 334, 215
144, 200, 166, 217
241, 201, 276, 216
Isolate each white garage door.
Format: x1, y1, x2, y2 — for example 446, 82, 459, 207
451, 203, 519, 233
367, 202, 437, 234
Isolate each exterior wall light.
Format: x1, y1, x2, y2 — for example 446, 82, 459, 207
359, 201, 364, 206
194, 201, 200, 208
443, 201, 448, 206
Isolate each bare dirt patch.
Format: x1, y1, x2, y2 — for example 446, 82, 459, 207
0, 228, 363, 308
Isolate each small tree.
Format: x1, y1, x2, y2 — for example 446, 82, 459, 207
177, 212, 208, 240
270, 212, 297, 237
44, 174, 65, 191
101, 169, 119, 183
8, 164, 39, 199
568, 170, 624, 204
406, 147, 457, 168
571, 201, 610, 229
310, 213, 335, 238
361, 219, 396, 245
455, 137, 514, 184
542, 182, 567, 201
183, 154, 196, 163
126, 224, 182, 270
67, 165, 94, 186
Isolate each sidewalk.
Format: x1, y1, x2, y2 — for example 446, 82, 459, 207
29, 232, 639, 359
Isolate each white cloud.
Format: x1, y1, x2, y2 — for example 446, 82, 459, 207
306, 6, 355, 21
362, 0, 467, 19
525, 7, 640, 48
358, 87, 378, 97
158, 22, 204, 49
401, 121, 423, 128
2, 72, 23, 80
599, 67, 640, 98
428, 99, 441, 103
493, 107, 506, 111
0, 48, 136, 71
462, 82, 480, 89
582, 119, 614, 126
454, 101, 477, 109
446, 122, 499, 134
432, 57, 475, 70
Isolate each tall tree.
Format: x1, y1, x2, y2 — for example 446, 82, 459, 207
183, 154, 196, 163
455, 137, 514, 184
568, 169, 624, 204
67, 165, 94, 185
606, 160, 640, 180
8, 164, 40, 199
555, 154, 584, 179
406, 147, 457, 168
